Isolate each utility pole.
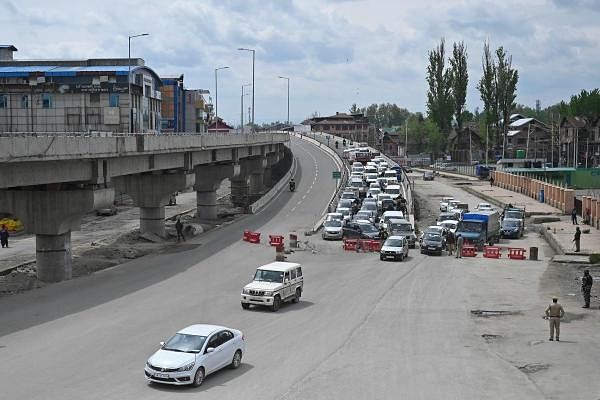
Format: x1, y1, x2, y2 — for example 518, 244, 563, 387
214, 66, 230, 129
485, 124, 489, 165
404, 120, 408, 158
238, 48, 255, 129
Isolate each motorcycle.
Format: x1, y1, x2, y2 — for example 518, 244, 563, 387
289, 181, 296, 192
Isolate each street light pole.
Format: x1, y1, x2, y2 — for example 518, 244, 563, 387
128, 33, 149, 133
238, 48, 255, 129
240, 83, 251, 134
278, 76, 290, 126
214, 66, 230, 130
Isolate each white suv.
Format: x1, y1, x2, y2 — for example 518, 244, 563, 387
241, 262, 303, 311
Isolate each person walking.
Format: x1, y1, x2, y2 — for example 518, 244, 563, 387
175, 217, 185, 242
573, 226, 581, 252
489, 175, 494, 187
456, 234, 464, 259
582, 269, 593, 308
545, 297, 565, 341
446, 231, 455, 256
571, 208, 578, 225
0, 225, 9, 248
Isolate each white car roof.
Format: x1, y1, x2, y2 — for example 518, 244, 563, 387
387, 235, 406, 240
386, 184, 401, 189
258, 261, 302, 272
382, 211, 404, 217
440, 220, 458, 225
441, 197, 454, 202
327, 212, 343, 217
178, 324, 227, 336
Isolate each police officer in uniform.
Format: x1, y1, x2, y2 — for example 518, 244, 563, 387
545, 297, 565, 341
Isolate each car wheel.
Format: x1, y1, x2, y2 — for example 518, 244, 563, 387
380, 255, 385, 261
241, 302, 250, 310
292, 288, 301, 303
271, 295, 281, 312
192, 367, 205, 387
230, 350, 242, 369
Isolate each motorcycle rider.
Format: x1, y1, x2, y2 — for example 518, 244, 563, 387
289, 178, 296, 191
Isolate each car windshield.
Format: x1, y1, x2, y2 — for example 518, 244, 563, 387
441, 222, 457, 229
458, 221, 483, 232
163, 333, 207, 354
385, 238, 404, 247
356, 212, 371, 219
324, 220, 342, 227
359, 224, 377, 233
363, 203, 377, 210
350, 181, 362, 188
254, 269, 284, 283
424, 233, 442, 241
386, 189, 400, 195
505, 211, 522, 219
341, 193, 354, 199
339, 199, 352, 208
502, 220, 520, 228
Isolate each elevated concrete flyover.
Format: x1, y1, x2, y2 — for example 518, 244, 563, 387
0, 132, 289, 282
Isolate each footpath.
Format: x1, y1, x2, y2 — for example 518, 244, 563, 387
465, 182, 600, 261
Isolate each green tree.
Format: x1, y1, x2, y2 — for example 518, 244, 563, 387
477, 40, 497, 144
449, 41, 468, 130
349, 104, 360, 114
559, 89, 600, 117
494, 46, 519, 156
426, 38, 454, 136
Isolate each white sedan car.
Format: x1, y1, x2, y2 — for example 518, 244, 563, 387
476, 202, 494, 211
145, 324, 245, 387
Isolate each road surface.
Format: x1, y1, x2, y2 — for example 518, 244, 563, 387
0, 142, 589, 399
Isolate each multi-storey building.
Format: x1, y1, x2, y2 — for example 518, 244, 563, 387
0, 45, 162, 133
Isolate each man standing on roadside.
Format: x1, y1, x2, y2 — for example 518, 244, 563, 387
582, 269, 593, 308
545, 297, 565, 341
175, 217, 185, 242
446, 231, 455, 256
456, 234, 464, 259
489, 175, 494, 186
0, 225, 8, 248
573, 226, 581, 252
571, 208, 578, 225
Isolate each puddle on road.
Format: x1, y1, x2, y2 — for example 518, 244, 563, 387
481, 333, 502, 343
470, 309, 523, 317
517, 363, 550, 374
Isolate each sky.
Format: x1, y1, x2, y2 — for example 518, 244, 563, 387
2, 0, 600, 125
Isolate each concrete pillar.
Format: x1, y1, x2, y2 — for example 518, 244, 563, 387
263, 167, 273, 188
194, 164, 240, 220
113, 172, 192, 237
140, 207, 166, 237
36, 232, 72, 282
0, 189, 99, 282
564, 189, 575, 214
263, 152, 280, 188
231, 157, 267, 208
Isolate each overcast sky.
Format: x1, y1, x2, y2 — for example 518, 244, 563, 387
2, 0, 599, 125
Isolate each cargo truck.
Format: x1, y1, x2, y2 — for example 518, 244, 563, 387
455, 210, 500, 250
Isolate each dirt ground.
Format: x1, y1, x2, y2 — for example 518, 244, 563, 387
412, 172, 600, 399
0, 191, 242, 296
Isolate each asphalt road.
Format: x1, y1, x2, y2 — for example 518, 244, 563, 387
0, 142, 555, 399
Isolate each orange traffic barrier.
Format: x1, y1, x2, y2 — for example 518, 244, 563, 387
343, 238, 358, 251
508, 247, 526, 260
246, 231, 261, 244
269, 235, 284, 247
367, 240, 382, 252
461, 245, 476, 257
483, 246, 501, 259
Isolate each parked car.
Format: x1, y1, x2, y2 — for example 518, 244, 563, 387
241, 262, 304, 311
386, 218, 417, 248
423, 171, 434, 181
439, 197, 454, 212
380, 236, 409, 261
342, 222, 381, 239
145, 324, 245, 387
420, 231, 445, 255
322, 219, 344, 240
500, 218, 523, 238
96, 204, 118, 216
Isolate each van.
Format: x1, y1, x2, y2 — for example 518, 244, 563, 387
385, 184, 402, 197
241, 262, 304, 311
379, 210, 405, 230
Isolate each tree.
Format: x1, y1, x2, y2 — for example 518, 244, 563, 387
559, 89, 600, 117
449, 41, 468, 130
477, 40, 497, 145
426, 38, 454, 136
349, 104, 360, 114
494, 46, 519, 156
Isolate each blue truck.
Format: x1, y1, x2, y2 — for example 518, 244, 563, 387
456, 211, 500, 250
